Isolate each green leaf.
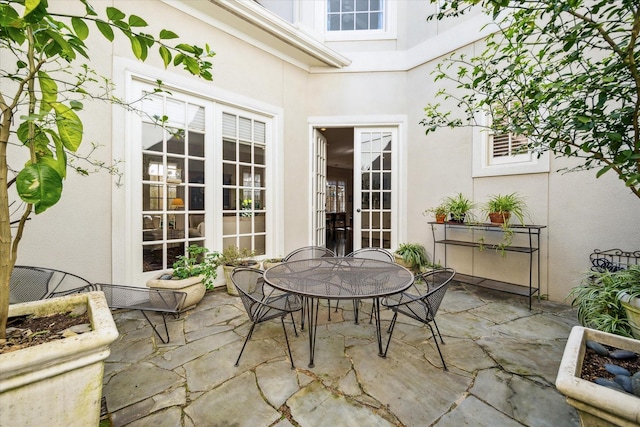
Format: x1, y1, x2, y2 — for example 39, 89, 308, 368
106, 7, 126, 21
129, 35, 143, 59
96, 20, 114, 41
128, 15, 148, 27
16, 163, 63, 214
71, 17, 90, 40
50, 103, 83, 152
159, 46, 171, 68
23, 0, 40, 17
37, 71, 57, 115
159, 29, 179, 39
43, 130, 68, 178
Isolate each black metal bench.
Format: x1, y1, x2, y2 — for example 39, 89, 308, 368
9, 266, 186, 343
590, 249, 640, 273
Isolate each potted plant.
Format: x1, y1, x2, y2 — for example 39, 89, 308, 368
615, 266, 640, 340
483, 192, 528, 225
146, 245, 221, 311
0, 291, 119, 426
424, 203, 448, 224
220, 246, 259, 295
443, 193, 475, 223
262, 257, 284, 270
394, 243, 430, 272
556, 326, 640, 427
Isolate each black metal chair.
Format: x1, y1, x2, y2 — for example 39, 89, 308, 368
232, 267, 302, 369
283, 246, 336, 323
342, 248, 396, 322
10, 265, 93, 303
381, 268, 456, 370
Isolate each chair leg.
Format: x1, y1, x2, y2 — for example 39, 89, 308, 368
141, 310, 171, 344
382, 312, 398, 357
327, 298, 332, 321
432, 318, 445, 344
281, 317, 296, 369
290, 312, 298, 336
427, 323, 448, 371
235, 322, 257, 367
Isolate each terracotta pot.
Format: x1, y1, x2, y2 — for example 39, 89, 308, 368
435, 213, 446, 224
489, 212, 510, 224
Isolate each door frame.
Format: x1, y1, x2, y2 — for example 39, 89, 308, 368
308, 116, 408, 249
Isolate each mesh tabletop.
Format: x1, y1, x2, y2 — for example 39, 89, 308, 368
263, 257, 414, 300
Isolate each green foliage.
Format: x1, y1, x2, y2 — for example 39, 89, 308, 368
395, 243, 430, 270
220, 246, 257, 267
421, 0, 640, 199
483, 192, 528, 225
443, 193, 475, 222
424, 202, 448, 217
172, 245, 221, 289
568, 265, 640, 338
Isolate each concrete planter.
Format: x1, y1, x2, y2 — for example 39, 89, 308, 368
0, 292, 119, 426
619, 292, 640, 340
146, 274, 205, 311
556, 326, 640, 427
223, 262, 260, 295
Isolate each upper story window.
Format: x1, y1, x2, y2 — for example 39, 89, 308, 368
327, 0, 384, 31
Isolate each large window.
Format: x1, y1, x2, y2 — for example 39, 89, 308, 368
327, 0, 383, 31
222, 112, 267, 256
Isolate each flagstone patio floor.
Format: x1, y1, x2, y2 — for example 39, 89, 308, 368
102, 281, 581, 426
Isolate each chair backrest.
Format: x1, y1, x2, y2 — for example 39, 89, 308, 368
283, 246, 335, 261
418, 268, 456, 320
231, 267, 267, 320
10, 266, 92, 304
347, 247, 394, 262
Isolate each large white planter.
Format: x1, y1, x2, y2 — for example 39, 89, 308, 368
146, 274, 205, 311
0, 291, 119, 426
556, 326, 640, 427
619, 292, 640, 340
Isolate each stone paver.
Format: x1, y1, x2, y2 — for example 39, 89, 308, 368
102, 282, 581, 426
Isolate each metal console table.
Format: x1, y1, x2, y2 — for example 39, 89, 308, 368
429, 222, 546, 309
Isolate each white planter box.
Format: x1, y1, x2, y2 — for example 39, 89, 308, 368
556, 326, 640, 427
0, 292, 119, 426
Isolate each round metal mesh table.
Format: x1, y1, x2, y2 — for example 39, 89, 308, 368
264, 257, 414, 367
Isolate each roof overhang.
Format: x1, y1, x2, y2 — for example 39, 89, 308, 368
169, 0, 351, 70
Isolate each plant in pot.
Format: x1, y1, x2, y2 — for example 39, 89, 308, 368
568, 265, 640, 339
0, 3, 213, 425
220, 246, 259, 295
482, 192, 528, 225
262, 257, 284, 270
146, 245, 221, 311
424, 203, 448, 224
394, 243, 430, 272
443, 193, 475, 223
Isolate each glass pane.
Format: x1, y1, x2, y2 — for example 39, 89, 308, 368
189, 186, 205, 210
142, 122, 163, 152
362, 191, 370, 209
168, 187, 185, 211
255, 234, 266, 256
356, 13, 368, 30
362, 211, 370, 228
169, 213, 185, 232
223, 139, 236, 161
255, 213, 266, 233
141, 94, 163, 124
223, 163, 236, 185
143, 154, 163, 181
341, 13, 355, 30
238, 236, 252, 251
166, 99, 185, 127
328, 14, 340, 31
166, 158, 184, 184
361, 172, 370, 189
372, 172, 380, 190
382, 172, 391, 190
361, 236, 370, 247
188, 131, 204, 157
361, 152, 372, 171
239, 117, 252, 141
382, 133, 392, 151
343, 0, 355, 12
383, 151, 391, 170
223, 113, 236, 137
382, 231, 391, 249
372, 191, 380, 209
167, 127, 185, 155
371, 0, 381, 10
383, 192, 391, 209
254, 122, 266, 143
239, 142, 252, 163
383, 211, 391, 228
143, 245, 162, 272
255, 145, 265, 165
142, 183, 163, 211
189, 159, 205, 184
223, 237, 236, 251
167, 242, 184, 267
370, 12, 382, 29
189, 214, 205, 236
188, 104, 205, 131
223, 188, 236, 210
328, 0, 340, 12
356, 0, 369, 11
254, 167, 265, 189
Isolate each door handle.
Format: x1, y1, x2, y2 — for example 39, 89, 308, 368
356, 208, 361, 212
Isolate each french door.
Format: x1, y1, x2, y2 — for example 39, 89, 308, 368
312, 129, 328, 246
353, 127, 397, 250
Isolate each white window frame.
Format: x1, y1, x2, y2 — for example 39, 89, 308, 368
472, 111, 550, 177
318, 0, 397, 41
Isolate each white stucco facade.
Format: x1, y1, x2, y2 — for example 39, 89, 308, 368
11, 0, 640, 303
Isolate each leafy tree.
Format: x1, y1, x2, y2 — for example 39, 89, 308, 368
0, 0, 214, 339
420, 0, 640, 199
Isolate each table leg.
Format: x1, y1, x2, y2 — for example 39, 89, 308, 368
307, 297, 319, 368
373, 297, 385, 357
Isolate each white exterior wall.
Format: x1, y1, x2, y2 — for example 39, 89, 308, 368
10, 0, 640, 302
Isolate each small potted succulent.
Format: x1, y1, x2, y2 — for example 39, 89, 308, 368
147, 245, 221, 311
219, 246, 259, 295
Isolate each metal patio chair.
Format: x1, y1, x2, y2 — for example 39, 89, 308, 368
232, 267, 302, 369
341, 247, 396, 323
381, 268, 456, 370
283, 246, 336, 324
10, 265, 93, 303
